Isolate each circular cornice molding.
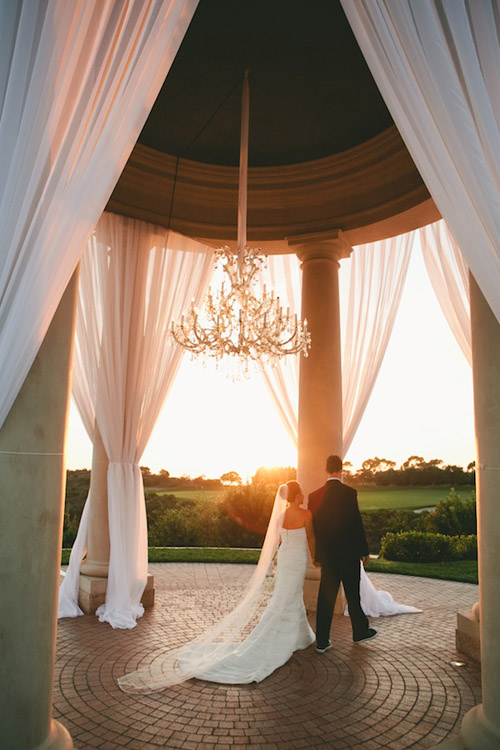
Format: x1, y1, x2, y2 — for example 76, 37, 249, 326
107, 125, 440, 248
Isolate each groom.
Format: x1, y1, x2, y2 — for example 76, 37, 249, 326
309, 454, 377, 652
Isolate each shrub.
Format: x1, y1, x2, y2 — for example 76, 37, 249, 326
63, 469, 90, 546
381, 531, 456, 562
452, 534, 477, 560
145, 489, 267, 548
251, 466, 296, 486
380, 531, 478, 563
359, 489, 477, 556
421, 489, 476, 536
222, 484, 276, 535
361, 509, 419, 554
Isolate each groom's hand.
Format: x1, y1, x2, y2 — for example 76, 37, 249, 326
313, 560, 322, 568
361, 555, 370, 566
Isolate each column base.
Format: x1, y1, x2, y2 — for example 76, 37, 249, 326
456, 610, 480, 663
303, 565, 345, 615
33, 720, 73, 750
461, 705, 500, 750
80, 560, 109, 577
431, 736, 466, 749
78, 574, 155, 615
433, 705, 500, 750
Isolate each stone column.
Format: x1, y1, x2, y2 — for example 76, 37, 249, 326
0, 272, 78, 750
438, 276, 500, 750
289, 231, 352, 613
459, 275, 500, 749
80, 428, 110, 578
77, 411, 154, 614
290, 230, 352, 490
77, 428, 112, 613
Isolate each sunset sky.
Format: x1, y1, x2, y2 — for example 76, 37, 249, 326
65, 238, 475, 480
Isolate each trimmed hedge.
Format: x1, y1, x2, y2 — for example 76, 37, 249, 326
380, 531, 477, 563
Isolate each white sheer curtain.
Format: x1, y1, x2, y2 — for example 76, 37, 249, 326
59, 213, 214, 628
0, 0, 198, 429
260, 256, 301, 447
340, 0, 500, 325
342, 234, 413, 454
420, 220, 471, 365
262, 233, 413, 455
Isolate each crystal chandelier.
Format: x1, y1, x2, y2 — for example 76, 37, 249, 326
171, 71, 311, 367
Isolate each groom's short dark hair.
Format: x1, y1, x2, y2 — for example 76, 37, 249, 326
326, 455, 342, 473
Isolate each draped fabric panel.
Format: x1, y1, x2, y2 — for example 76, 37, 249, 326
260, 256, 301, 447
59, 213, 214, 628
262, 234, 413, 455
342, 234, 413, 454
340, 0, 500, 325
0, 0, 198, 429
420, 221, 471, 365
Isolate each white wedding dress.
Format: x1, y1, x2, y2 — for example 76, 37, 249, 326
180, 526, 315, 684
119, 485, 312, 693
354, 565, 422, 617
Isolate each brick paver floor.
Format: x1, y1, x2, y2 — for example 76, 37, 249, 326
54, 564, 481, 749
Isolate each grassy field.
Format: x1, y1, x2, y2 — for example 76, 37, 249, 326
356, 485, 474, 511
367, 557, 477, 584
148, 488, 225, 503
148, 485, 475, 512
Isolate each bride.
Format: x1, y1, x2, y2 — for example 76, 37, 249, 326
119, 480, 315, 691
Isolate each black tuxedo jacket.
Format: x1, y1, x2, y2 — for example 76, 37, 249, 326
310, 480, 369, 564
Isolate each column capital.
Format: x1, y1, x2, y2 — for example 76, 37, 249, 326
287, 229, 353, 263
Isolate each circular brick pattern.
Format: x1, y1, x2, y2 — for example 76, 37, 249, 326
54, 564, 481, 749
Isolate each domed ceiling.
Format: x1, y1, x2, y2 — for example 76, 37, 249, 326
137, 0, 393, 167
108, 0, 438, 245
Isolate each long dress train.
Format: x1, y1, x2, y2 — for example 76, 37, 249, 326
180, 526, 315, 684
345, 564, 423, 617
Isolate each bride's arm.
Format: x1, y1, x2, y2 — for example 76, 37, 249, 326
304, 511, 316, 562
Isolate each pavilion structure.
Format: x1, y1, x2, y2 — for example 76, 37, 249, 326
1, 2, 499, 750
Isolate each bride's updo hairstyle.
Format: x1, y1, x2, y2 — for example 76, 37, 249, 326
285, 480, 302, 505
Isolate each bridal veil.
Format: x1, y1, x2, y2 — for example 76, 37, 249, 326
118, 484, 288, 692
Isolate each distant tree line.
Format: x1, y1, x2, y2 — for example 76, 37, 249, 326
345, 455, 475, 487
139, 467, 223, 489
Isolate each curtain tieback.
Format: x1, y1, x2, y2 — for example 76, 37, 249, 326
108, 460, 139, 467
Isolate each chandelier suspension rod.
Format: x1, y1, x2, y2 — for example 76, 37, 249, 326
237, 70, 250, 266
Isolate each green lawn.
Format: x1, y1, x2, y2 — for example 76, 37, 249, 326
60, 546, 260, 566
146, 488, 225, 503
356, 485, 474, 511
366, 557, 477, 584
147, 485, 474, 512
148, 546, 260, 564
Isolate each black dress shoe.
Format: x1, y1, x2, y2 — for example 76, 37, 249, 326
315, 640, 333, 654
353, 628, 377, 643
